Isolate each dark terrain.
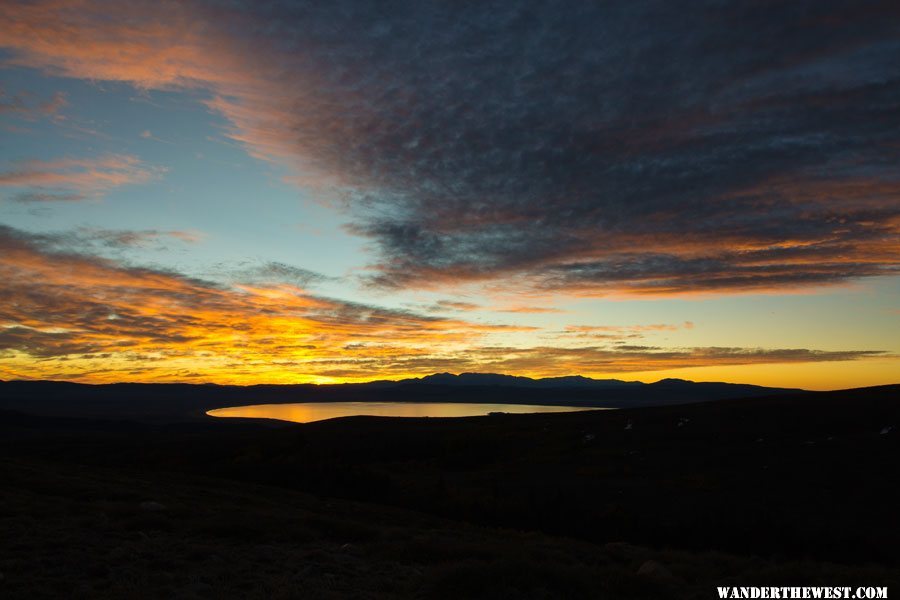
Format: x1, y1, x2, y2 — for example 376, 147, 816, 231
0, 374, 801, 422
1, 381, 898, 598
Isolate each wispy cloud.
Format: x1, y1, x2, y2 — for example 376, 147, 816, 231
498, 306, 567, 314
550, 322, 696, 342
0, 88, 66, 119
0, 227, 203, 254
418, 301, 567, 315
1, 155, 161, 202
71, 227, 204, 251
215, 260, 333, 289
419, 300, 482, 313
139, 129, 174, 144
273, 346, 890, 381
564, 322, 694, 335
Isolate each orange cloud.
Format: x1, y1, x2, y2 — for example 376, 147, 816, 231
2, 0, 310, 168
435, 346, 892, 381
0, 226, 890, 384
1, 155, 161, 201
3, 1, 242, 88
0, 226, 531, 383
565, 322, 693, 334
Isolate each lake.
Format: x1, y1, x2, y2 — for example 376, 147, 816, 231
206, 401, 603, 424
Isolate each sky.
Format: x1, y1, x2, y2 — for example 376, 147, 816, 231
1, 0, 898, 389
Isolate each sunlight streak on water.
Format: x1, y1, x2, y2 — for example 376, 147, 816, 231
206, 402, 606, 423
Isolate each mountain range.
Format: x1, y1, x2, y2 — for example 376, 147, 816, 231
0, 374, 804, 423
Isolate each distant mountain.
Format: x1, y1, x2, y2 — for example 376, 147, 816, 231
397, 372, 790, 394
414, 372, 530, 386
408, 372, 643, 388
0, 373, 808, 424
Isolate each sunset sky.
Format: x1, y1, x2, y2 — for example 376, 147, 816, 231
1, 0, 898, 389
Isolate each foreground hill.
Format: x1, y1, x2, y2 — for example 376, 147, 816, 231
1, 384, 898, 598
0, 374, 801, 422
6, 453, 898, 600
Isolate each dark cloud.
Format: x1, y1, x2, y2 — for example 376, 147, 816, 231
248, 0, 900, 294
3, 0, 900, 296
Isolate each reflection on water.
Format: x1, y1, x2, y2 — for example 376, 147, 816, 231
207, 401, 604, 424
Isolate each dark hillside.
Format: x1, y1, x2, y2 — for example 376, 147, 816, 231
0, 376, 803, 422
3, 385, 898, 569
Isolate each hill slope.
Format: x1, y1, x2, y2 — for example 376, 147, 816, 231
2, 385, 899, 597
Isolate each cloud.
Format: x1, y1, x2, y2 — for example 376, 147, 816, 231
0, 226, 203, 254
220, 260, 332, 289
0, 224, 528, 382
438, 346, 890, 379
73, 228, 206, 251
139, 129, 173, 144
11, 192, 87, 203
418, 299, 570, 315
0, 88, 66, 119
166, 230, 205, 244
420, 300, 482, 313
497, 306, 567, 314
1, 155, 161, 201
3, 1, 900, 294
0, 223, 890, 383
553, 322, 696, 342
565, 322, 695, 335
270, 346, 890, 381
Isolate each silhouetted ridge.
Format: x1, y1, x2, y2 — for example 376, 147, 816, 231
409, 373, 779, 392
0, 374, 808, 422
414, 372, 643, 388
